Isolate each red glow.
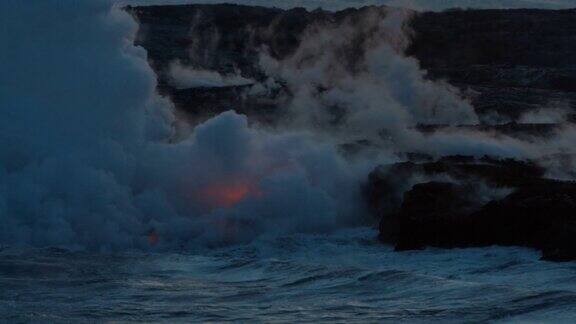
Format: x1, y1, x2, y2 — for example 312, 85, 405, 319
147, 229, 159, 245
198, 180, 260, 208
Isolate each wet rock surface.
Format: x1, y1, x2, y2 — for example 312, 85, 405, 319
368, 156, 576, 261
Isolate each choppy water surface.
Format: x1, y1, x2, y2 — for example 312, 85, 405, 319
2, 228, 576, 323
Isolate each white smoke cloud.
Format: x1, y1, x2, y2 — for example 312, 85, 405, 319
168, 62, 255, 89
518, 101, 573, 124
0, 0, 172, 249
0, 0, 369, 250
246, 5, 548, 162
255, 6, 477, 144
244, 4, 575, 165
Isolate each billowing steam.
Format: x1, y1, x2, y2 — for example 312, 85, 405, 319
248, 6, 575, 164
255, 7, 478, 143
168, 62, 254, 89
0, 0, 367, 250
1, 0, 574, 251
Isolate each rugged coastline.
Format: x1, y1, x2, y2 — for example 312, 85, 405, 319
126, 4, 576, 261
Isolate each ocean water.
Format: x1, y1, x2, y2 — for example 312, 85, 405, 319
2, 228, 576, 323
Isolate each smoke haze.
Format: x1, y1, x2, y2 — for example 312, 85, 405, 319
0, 0, 369, 250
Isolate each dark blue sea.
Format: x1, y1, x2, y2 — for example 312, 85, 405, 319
2, 228, 576, 323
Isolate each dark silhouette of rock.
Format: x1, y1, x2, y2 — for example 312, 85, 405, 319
369, 156, 576, 261
389, 180, 576, 261
408, 9, 576, 122
389, 181, 482, 250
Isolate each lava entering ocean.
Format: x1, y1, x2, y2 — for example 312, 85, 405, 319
197, 179, 261, 208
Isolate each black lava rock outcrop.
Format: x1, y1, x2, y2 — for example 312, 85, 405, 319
368, 156, 576, 261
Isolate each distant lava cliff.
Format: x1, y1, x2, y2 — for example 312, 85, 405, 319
127, 4, 576, 124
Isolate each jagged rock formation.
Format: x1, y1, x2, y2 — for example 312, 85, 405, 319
368, 155, 576, 261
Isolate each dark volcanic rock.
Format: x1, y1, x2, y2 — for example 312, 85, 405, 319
389, 181, 482, 250
407, 9, 576, 121
389, 180, 576, 261
476, 184, 576, 261
369, 156, 576, 261
368, 156, 547, 195
170, 85, 282, 124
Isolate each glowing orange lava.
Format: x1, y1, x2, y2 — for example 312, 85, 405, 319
198, 180, 260, 208
147, 229, 159, 245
